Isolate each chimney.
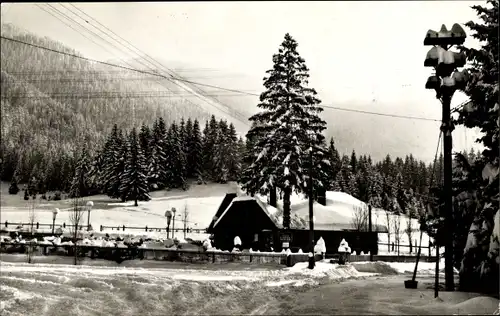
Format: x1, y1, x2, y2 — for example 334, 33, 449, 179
317, 187, 326, 206
269, 186, 277, 207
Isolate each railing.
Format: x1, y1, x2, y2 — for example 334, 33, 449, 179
1, 221, 206, 235
3, 221, 90, 231
0, 240, 438, 266
377, 242, 433, 257
99, 225, 207, 234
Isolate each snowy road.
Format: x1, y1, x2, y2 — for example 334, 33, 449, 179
0, 259, 373, 316
0, 260, 497, 316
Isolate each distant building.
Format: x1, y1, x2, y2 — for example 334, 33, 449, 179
208, 191, 388, 254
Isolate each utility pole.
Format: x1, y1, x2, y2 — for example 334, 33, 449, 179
308, 146, 315, 269
368, 204, 373, 261
424, 23, 469, 292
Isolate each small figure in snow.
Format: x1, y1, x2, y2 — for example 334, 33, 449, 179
337, 238, 351, 265
314, 237, 327, 259
233, 236, 242, 251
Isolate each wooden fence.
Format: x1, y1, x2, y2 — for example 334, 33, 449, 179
3, 221, 90, 231
99, 225, 207, 234
0, 240, 438, 266
377, 242, 433, 257
1, 221, 206, 235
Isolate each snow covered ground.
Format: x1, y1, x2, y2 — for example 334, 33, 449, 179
1, 182, 436, 252
0, 183, 231, 241
0, 259, 375, 316
1, 258, 496, 316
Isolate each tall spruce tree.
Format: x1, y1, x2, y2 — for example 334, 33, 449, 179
184, 118, 194, 178
203, 116, 219, 181
69, 146, 91, 198
327, 137, 341, 186
139, 123, 152, 163
169, 121, 188, 189
148, 118, 168, 189
191, 119, 204, 183
179, 118, 188, 181
102, 124, 126, 199
456, 0, 499, 294
119, 127, 150, 206
226, 122, 241, 181
239, 33, 327, 229
213, 119, 230, 183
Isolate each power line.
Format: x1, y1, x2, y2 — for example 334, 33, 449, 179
30, 5, 251, 125
66, 4, 250, 124
319, 105, 441, 122
0, 36, 446, 123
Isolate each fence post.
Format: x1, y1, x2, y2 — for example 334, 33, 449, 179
428, 240, 431, 257
36, 222, 39, 229
5, 221, 7, 228
145, 226, 148, 232
63, 222, 66, 228
123, 225, 125, 231
100, 225, 103, 232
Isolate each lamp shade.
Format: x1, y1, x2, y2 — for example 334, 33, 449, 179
425, 75, 441, 90
424, 23, 466, 46
452, 70, 470, 91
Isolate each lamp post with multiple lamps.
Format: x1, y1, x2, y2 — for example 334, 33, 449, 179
424, 23, 469, 295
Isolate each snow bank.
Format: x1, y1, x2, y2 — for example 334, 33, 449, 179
285, 261, 377, 279
354, 259, 459, 275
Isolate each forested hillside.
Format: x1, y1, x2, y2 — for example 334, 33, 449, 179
0, 23, 248, 183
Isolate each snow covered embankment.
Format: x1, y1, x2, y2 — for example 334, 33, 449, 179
353, 258, 459, 276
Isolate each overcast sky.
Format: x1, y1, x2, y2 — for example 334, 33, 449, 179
0, 1, 485, 158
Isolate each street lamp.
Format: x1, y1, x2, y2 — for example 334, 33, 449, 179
424, 23, 468, 294
52, 208, 59, 235
165, 210, 173, 238
86, 201, 94, 231
171, 207, 177, 239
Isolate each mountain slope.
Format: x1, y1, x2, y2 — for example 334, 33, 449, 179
0, 23, 250, 182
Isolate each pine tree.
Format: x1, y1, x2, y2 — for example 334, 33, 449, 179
178, 118, 188, 181
240, 33, 327, 229
169, 121, 188, 189
87, 149, 103, 195
226, 123, 241, 181
8, 176, 19, 195
327, 138, 341, 184
456, 0, 499, 294
213, 119, 230, 183
184, 118, 194, 178
119, 128, 150, 206
148, 118, 168, 189
69, 147, 91, 198
350, 150, 358, 174
139, 123, 152, 163
203, 116, 219, 181
104, 125, 127, 200
191, 119, 204, 183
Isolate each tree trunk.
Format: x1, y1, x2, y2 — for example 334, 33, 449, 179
269, 186, 277, 208
134, 199, 138, 207
283, 187, 291, 229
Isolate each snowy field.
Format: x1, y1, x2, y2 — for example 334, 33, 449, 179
1, 181, 437, 253
0, 182, 234, 241
0, 257, 497, 316
0, 259, 375, 316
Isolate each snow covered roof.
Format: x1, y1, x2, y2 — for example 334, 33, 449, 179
212, 189, 388, 233
212, 195, 282, 229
